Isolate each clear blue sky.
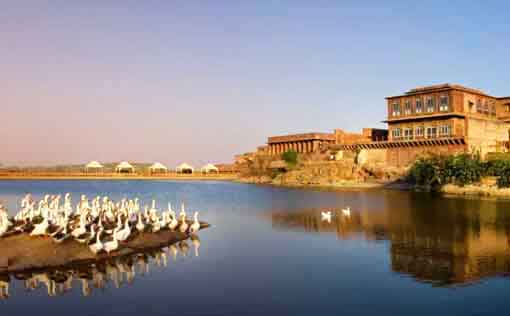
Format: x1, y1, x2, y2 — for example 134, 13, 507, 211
1, 1, 509, 166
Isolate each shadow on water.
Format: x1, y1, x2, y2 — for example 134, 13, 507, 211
0, 235, 201, 300
269, 191, 510, 287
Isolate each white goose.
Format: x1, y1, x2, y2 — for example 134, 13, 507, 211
152, 216, 161, 233
89, 229, 104, 254
71, 216, 87, 238
115, 217, 131, 242
189, 212, 200, 234
53, 223, 71, 243
104, 233, 119, 254
168, 210, 178, 231
179, 203, 186, 220
179, 214, 189, 233
321, 211, 332, 223
342, 207, 351, 217
30, 216, 49, 236
76, 225, 97, 244
136, 213, 145, 232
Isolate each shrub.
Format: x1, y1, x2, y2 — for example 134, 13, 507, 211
447, 154, 483, 186
408, 153, 484, 188
282, 150, 298, 167
408, 156, 443, 187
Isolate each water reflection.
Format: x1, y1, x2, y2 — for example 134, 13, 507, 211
0, 235, 201, 299
270, 193, 510, 286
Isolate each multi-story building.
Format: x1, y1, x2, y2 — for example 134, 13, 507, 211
332, 84, 510, 166
384, 84, 510, 164
386, 84, 510, 152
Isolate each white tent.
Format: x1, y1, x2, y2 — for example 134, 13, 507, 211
85, 161, 103, 172
115, 161, 135, 173
149, 162, 168, 173
201, 163, 219, 173
176, 163, 194, 174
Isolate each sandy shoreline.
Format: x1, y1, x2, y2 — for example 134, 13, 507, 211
0, 174, 238, 181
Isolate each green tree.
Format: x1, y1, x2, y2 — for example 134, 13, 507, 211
282, 150, 298, 167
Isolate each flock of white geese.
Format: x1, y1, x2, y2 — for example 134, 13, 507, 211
0, 193, 202, 255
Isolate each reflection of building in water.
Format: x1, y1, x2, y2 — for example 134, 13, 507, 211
270, 193, 510, 286
0, 235, 201, 299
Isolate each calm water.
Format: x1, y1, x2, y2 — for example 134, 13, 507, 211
2, 180, 510, 315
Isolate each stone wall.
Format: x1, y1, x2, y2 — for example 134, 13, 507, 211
357, 149, 386, 165
385, 144, 467, 167
336, 144, 468, 168
466, 117, 510, 158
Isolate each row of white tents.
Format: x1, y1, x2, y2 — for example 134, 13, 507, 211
84, 161, 219, 174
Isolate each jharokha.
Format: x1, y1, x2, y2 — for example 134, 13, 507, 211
235, 83, 510, 181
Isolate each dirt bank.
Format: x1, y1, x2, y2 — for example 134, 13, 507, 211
0, 222, 209, 274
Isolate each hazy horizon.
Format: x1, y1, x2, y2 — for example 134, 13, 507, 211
2, 1, 510, 167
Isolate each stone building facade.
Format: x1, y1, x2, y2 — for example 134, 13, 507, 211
267, 133, 336, 155
333, 84, 510, 166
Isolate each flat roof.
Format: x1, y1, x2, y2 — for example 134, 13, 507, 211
386, 83, 496, 99
268, 132, 335, 144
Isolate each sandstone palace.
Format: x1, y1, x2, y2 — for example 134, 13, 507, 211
241, 84, 510, 168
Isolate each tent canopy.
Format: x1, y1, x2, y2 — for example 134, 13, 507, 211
85, 161, 103, 169
116, 161, 135, 172
201, 163, 219, 173
176, 163, 194, 173
149, 162, 168, 171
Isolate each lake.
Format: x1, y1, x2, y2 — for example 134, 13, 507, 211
1, 180, 510, 315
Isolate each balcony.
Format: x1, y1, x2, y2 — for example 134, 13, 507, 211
384, 111, 464, 123
330, 137, 466, 151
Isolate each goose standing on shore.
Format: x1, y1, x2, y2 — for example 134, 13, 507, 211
115, 216, 131, 242
89, 229, 104, 254
53, 222, 71, 243
179, 213, 189, 233
189, 212, 200, 234
76, 225, 97, 244
30, 216, 49, 236
136, 213, 145, 232
104, 233, 119, 254
179, 203, 186, 220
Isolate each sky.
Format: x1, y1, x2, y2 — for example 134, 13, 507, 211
1, 1, 510, 167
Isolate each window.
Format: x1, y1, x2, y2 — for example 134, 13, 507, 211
415, 126, 424, 138
476, 99, 482, 113
506, 104, 510, 113
415, 98, 423, 113
403, 128, 413, 140
438, 125, 451, 137
392, 128, 401, 139
490, 103, 496, 116
392, 102, 401, 116
426, 97, 435, 113
483, 100, 489, 114
426, 127, 437, 138
439, 95, 449, 111
404, 100, 412, 115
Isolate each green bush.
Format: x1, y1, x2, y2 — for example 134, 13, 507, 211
282, 150, 298, 167
492, 160, 510, 188
408, 153, 484, 188
408, 156, 444, 188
